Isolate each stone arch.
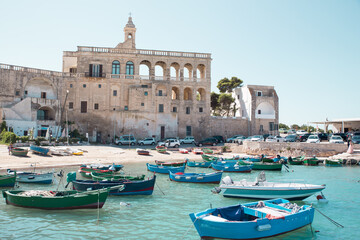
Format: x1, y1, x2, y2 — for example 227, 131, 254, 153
155, 61, 167, 80
156, 84, 167, 96
184, 87, 193, 100
197, 64, 206, 79
255, 102, 275, 119
37, 106, 56, 121
184, 63, 193, 80
170, 62, 180, 80
171, 87, 180, 100
24, 77, 57, 99
139, 60, 151, 80
196, 88, 206, 101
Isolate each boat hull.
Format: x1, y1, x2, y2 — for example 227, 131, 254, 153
252, 163, 283, 171
3, 190, 109, 210
187, 161, 213, 168
155, 160, 187, 167
169, 172, 222, 183
211, 163, 252, 172
146, 163, 185, 174
16, 172, 54, 184
325, 159, 342, 167
72, 176, 156, 195
189, 199, 315, 240
0, 174, 16, 187
11, 148, 28, 157
91, 172, 145, 181
30, 145, 49, 155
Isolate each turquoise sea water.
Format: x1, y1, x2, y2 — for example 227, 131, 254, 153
1, 163, 359, 240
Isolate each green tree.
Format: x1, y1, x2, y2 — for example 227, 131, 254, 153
219, 93, 234, 116
0, 121, 7, 133
291, 124, 300, 130
217, 77, 243, 93
279, 123, 289, 130
211, 92, 220, 115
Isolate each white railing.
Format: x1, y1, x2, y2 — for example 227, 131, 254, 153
154, 76, 164, 81
140, 75, 150, 80
170, 77, 179, 81
183, 77, 192, 81
76, 46, 211, 59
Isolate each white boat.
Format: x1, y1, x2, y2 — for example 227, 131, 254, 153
219, 171, 325, 200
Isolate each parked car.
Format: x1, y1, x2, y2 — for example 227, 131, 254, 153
165, 139, 181, 148
158, 138, 177, 146
279, 128, 288, 134
329, 135, 344, 144
262, 134, 270, 140
243, 136, 253, 142
306, 135, 320, 143
266, 135, 285, 143
212, 135, 225, 143
352, 135, 360, 144
195, 137, 218, 147
251, 135, 264, 142
226, 135, 244, 143
296, 130, 307, 135
287, 129, 296, 134
235, 136, 247, 144
317, 133, 328, 141
299, 133, 311, 142
115, 135, 137, 145
284, 134, 299, 142
333, 133, 348, 142
138, 137, 156, 145
179, 136, 195, 144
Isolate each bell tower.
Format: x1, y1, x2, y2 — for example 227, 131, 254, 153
116, 15, 136, 49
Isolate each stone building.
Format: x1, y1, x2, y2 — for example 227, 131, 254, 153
233, 85, 279, 135
0, 17, 279, 141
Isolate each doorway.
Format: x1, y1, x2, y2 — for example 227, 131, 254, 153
160, 126, 165, 140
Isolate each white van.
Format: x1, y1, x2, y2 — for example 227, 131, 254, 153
115, 135, 137, 145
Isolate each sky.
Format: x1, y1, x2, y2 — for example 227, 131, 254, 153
1, 0, 359, 127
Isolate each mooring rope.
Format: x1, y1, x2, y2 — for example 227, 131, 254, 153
97, 190, 100, 225
180, 217, 199, 240
315, 208, 344, 228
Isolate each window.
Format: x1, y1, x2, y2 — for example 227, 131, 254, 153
269, 122, 274, 131
144, 92, 148, 96
172, 107, 177, 112
81, 101, 87, 113
124, 106, 128, 111
98, 84, 101, 88
257, 91, 262, 96
113, 90, 117, 96
69, 102, 74, 109
70, 68, 77, 73
159, 104, 164, 113
70, 84, 73, 88
94, 103, 99, 110
199, 107, 203, 113
83, 84, 86, 88
158, 90, 163, 96
24, 90, 28, 95
126, 61, 134, 75
112, 60, 120, 74
258, 110, 261, 114
141, 103, 144, 106
237, 95, 240, 99
260, 125, 264, 132
186, 107, 190, 114
24, 130, 28, 136
186, 126, 192, 136
41, 92, 46, 99
88, 64, 103, 77
15, 91, 20, 96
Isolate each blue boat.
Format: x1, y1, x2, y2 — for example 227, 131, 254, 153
169, 172, 222, 183
189, 198, 314, 240
30, 145, 50, 156
146, 163, 185, 174
211, 162, 253, 173
71, 175, 156, 195
8, 170, 54, 184
187, 160, 213, 168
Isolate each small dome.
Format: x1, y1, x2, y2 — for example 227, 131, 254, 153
126, 17, 135, 28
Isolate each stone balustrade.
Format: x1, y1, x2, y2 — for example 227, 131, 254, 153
0, 63, 71, 77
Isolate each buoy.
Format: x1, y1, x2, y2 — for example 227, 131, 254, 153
316, 194, 329, 203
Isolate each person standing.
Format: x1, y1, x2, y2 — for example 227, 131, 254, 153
347, 135, 352, 148
8, 143, 13, 155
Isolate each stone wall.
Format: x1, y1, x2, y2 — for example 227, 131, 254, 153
208, 117, 249, 139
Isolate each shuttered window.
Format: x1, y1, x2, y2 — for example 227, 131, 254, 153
81, 101, 87, 113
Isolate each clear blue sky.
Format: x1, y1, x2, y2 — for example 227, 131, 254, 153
1, 0, 359, 127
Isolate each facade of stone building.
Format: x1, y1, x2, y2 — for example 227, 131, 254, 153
0, 17, 279, 141
233, 85, 279, 135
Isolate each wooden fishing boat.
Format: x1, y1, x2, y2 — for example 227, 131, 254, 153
7, 170, 54, 184
202, 148, 213, 154
303, 157, 320, 166
219, 172, 325, 200
252, 162, 283, 171
91, 172, 145, 181
136, 148, 150, 155
169, 172, 222, 183
2, 188, 115, 210
201, 154, 215, 161
179, 148, 189, 154
81, 163, 123, 171
193, 148, 203, 155
0, 173, 16, 187
155, 159, 187, 167
245, 157, 262, 162
71, 175, 156, 196
202, 154, 241, 162
211, 162, 252, 173
156, 145, 167, 153
324, 159, 343, 167
30, 145, 49, 156
146, 163, 185, 174
187, 160, 213, 168
78, 167, 114, 178
11, 147, 28, 157
288, 156, 305, 165
189, 198, 315, 240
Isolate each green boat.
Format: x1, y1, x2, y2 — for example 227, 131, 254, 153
202, 148, 213, 154
201, 154, 216, 161
2, 188, 115, 210
91, 172, 145, 181
303, 157, 319, 166
0, 173, 16, 187
156, 146, 167, 153
325, 159, 343, 167
11, 148, 29, 157
252, 162, 283, 171
288, 156, 305, 165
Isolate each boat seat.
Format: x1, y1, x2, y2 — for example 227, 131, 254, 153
203, 215, 228, 222
254, 207, 290, 217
